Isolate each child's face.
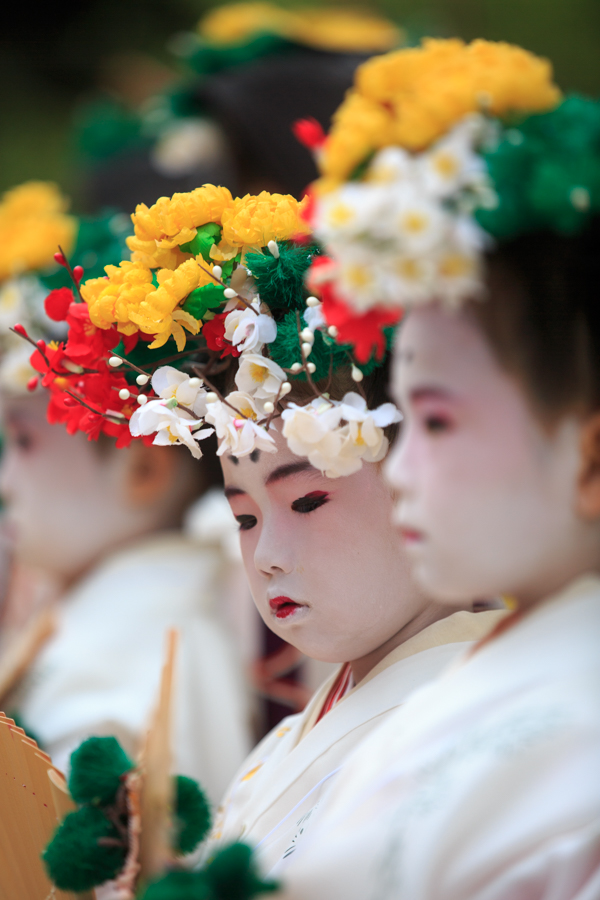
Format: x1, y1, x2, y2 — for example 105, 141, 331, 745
0, 394, 154, 584
222, 426, 431, 665
386, 305, 596, 607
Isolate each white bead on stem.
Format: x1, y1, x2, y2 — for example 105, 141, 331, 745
302, 342, 313, 356
327, 325, 338, 338
109, 356, 123, 367
307, 362, 316, 374
137, 394, 148, 405
263, 401, 275, 414
300, 328, 314, 343
290, 362, 302, 373
118, 388, 130, 400
212, 265, 222, 279
351, 365, 364, 382
267, 240, 280, 259
136, 373, 150, 385
188, 377, 201, 387
224, 288, 237, 299
280, 381, 292, 396
206, 392, 218, 403
306, 296, 320, 307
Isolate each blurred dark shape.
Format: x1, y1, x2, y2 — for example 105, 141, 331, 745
83, 48, 373, 210
197, 49, 369, 197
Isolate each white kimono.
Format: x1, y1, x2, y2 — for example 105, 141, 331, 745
11, 531, 252, 806
204, 609, 505, 874
280, 576, 600, 900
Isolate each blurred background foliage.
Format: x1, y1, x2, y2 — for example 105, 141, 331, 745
1, 0, 599, 201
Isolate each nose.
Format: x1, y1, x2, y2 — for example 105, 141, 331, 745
384, 425, 414, 498
253, 513, 295, 577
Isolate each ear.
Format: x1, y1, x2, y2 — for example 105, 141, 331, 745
576, 412, 600, 520
124, 442, 176, 508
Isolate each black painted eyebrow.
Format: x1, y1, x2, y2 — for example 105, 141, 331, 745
224, 461, 319, 500
265, 460, 317, 486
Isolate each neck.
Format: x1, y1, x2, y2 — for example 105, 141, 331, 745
349, 601, 467, 684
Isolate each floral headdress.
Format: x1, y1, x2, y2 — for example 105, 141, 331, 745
299, 38, 600, 359
14, 186, 399, 476
0, 181, 130, 393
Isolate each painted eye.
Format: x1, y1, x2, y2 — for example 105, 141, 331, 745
424, 415, 451, 433
291, 491, 330, 514
236, 514, 257, 531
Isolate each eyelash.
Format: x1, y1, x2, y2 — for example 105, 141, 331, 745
236, 515, 257, 531
423, 414, 452, 434
291, 491, 330, 514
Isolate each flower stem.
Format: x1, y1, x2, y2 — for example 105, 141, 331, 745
57, 245, 84, 303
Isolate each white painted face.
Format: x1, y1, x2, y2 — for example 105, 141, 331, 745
0, 394, 152, 584
386, 305, 599, 608
221, 425, 434, 665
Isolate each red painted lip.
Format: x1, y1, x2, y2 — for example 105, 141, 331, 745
269, 596, 302, 619
399, 527, 424, 544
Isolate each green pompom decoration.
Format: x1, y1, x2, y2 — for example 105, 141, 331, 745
183, 283, 226, 320
180, 223, 222, 261
203, 842, 279, 900
173, 775, 212, 855
68, 736, 133, 806
268, 312, 392, 383
477, 95, 600, 240
140, 870, 212, 900
245, 242, 315, 313
139, 844, 278, 900
43, 805, 126, 892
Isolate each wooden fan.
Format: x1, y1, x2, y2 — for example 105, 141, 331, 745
94, 628, 180, 899
0, 712, 88, 900
0, 628, 179, 900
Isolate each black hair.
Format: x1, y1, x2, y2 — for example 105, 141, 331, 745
471, 216, 600, 422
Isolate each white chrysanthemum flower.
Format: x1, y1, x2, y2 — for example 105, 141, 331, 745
383, 254, 436, 306
434, 245, 483, 307
418, 122, 486, 200
129, 400, 213, 459
235, 353, 286, 400
386, 186, 446, 255
335, 247, 388, 313
151, 366, 208, 416
205, 391, 277, 457
338, 392, 402, 462
367, 146, 413, 185
316, 183, 387, 241
224, 301, 277, 353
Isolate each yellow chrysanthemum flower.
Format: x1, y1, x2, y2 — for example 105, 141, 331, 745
127, 185, 234, 267
82, 257, 213, 350
199, 2, 291, 44
0, 182, 76, 282
318, 38, 562, 186
82, 260, 155, 335
198, 2, 401, 53
290, 9, 402, 54
220, 192, 311, 250
129, 258, 207, 338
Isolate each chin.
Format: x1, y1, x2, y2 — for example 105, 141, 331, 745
413, 561, 471, 606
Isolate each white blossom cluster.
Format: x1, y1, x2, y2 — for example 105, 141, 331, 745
314, 114, 498, 313
128, 261, 401, 475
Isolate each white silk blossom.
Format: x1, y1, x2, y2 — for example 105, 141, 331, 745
224, 300, 277, 353
282, 393, 401, 478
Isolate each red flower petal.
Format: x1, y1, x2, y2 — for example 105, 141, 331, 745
320, 283, 402, 363
292, 118, 326, 151
45, 287, 74, 322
